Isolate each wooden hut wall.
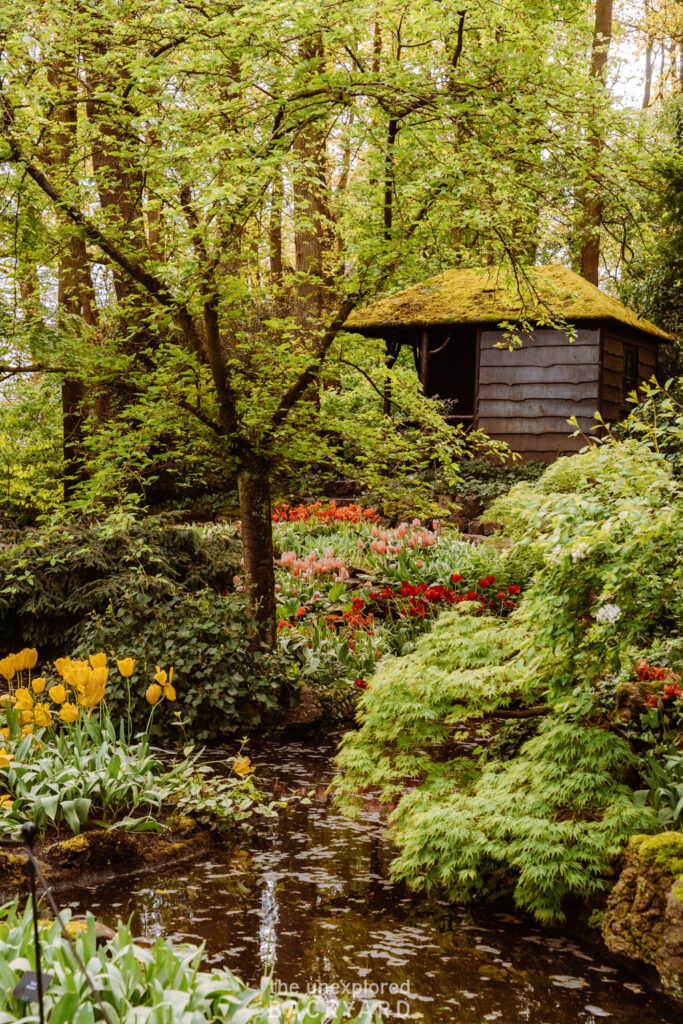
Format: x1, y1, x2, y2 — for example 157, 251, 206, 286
600, 330, 658, 423
476, 328, 601, 460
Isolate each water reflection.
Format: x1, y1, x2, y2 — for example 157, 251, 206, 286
68, 735, 678, 1024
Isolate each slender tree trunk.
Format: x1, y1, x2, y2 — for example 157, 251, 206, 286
293, 34, 335, 320
579, 0, 613, 286
237, 452, 276, 644
643, 38, 654, 107
269, 169, 284, 285
48, 61, 98, 498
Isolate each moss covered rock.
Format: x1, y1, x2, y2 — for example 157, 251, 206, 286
602, 832, 683, 1004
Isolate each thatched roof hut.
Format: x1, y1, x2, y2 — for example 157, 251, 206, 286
345, 265, 670, 460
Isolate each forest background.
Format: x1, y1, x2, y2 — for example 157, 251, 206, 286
0, 0, 681, 638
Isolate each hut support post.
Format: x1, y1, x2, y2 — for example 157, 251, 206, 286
382, 337, 400, 415
420, 328, 429, 395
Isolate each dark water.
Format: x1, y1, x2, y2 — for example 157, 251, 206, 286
67, 736, 677, 1024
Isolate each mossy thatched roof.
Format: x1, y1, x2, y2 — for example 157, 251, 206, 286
344, 264, 671, 341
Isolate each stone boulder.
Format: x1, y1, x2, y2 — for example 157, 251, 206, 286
602, 832, 683, 1003
283, 685, 325, 731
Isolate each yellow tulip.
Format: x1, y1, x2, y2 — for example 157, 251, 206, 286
0, 655, 16, 681
54, 657, 73, 678
14, 688, 33, 712
79, 671, 106, 709
21, 723, 33, 737
73, 665, 91, 689
89, 653, 107, 670
31, 677, 46, 694
146, 683, 162, 705
0, 729, 8, 742
0, 794, 13, 807
59, 703, 79, 724
0, 749, 15, 770
117, 658, 135, 678
90, 666, 108, 688
233, 756, 252, 777
21, 711, 33, 725
24, 649, 38, 670
49, 684, 67, 704
154, 666, 167, 686
33, 704, 52, 728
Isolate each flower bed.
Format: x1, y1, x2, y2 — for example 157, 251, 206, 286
0, 647, 278, 845
262, 506, 528, 701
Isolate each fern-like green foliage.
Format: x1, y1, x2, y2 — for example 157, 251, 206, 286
333, 440, 672, 921
389, 722, 653, 923
335, 608, 540, 807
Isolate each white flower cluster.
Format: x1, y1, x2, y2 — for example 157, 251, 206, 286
547, 544, 563, 565
571, 542, 589, 563
594, 603, 622, 625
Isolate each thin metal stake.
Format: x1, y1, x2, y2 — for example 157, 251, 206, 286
21, 823, 45, 1024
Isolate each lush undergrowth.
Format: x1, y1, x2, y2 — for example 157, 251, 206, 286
333, 438, 683, 922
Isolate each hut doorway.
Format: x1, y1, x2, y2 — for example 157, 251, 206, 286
422, 325, 477, 426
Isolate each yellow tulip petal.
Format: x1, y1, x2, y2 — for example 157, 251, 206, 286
24, 649, 38, 670
146, 683, 162, 705
49, 684, 67, 704
14, 688, 33, 712
33, 704, 52, 728
54, 657, 71, 678
31, 677, 46, 694
0, 657, 14, 681
233, 756, 252, 777
116, 657, 135, 678
153, 669, 167, 686
164, 685, 176, 702
59, 703, 79, 724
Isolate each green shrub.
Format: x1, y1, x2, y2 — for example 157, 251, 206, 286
453, 456, 546, 506
76, 589, 293, 744
0, 516, 240, 656
333, 441, 683, 921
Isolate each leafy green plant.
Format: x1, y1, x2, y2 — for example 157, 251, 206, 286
332, 440, 683, 921
77, 590, 293, 744
0, 516, 240, 655
636, 751, 683, 828
0, 713, 277, 838
0, 901, 380, 1024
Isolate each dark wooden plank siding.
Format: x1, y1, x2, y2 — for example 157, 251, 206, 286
600, 331, 660, 422
477, 328, 600, 458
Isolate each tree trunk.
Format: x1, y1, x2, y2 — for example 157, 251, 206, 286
643, 37, 654, 108
579, 0, 613, 286
269, 169, 283, 285
47, 61, 98, 498
237, 452, 276, 645
292, 34, 335, 320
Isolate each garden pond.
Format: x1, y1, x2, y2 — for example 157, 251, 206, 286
65, 734, 678, 1024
